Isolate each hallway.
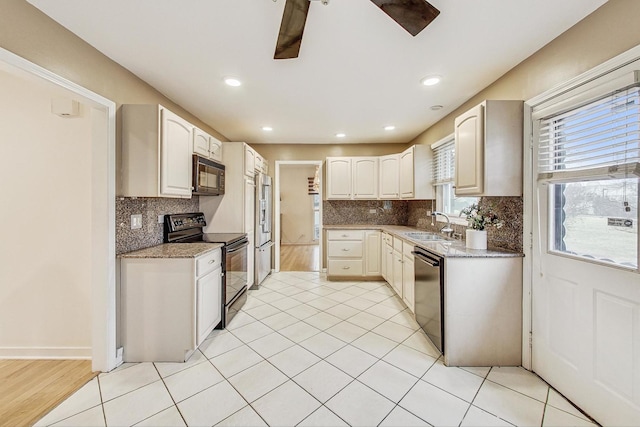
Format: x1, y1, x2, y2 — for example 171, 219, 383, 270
280, 244, 320, 272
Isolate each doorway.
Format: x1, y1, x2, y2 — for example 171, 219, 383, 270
274, 161, 323, 272
0, 48, 117, 372
525, 46, 640, 426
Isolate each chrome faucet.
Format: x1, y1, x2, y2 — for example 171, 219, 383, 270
431, 211, 454, 237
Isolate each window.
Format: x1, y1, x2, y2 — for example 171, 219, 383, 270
432, 135, 477, 219
538, 80, 640, 270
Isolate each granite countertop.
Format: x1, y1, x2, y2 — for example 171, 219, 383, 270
118, 243, 224, 259
324, 224, 523, 258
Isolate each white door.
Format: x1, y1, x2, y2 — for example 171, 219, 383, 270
530, 72, 640, 425
160, 108, 192, 197
196, 266, 222, 345
399, 147, 414, 198
353, 157, 378, 199
379, 154, 400, 199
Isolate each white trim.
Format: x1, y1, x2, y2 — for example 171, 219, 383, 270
430, 132, 455, 150
274, 160, 324, 272
0, 347, 92, 359
523, 43, 640, 372
0, 47, 117, 372
522, 103, 534, 370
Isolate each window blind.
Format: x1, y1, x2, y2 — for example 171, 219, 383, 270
432, 138, 455, 184
538, 84, 640, 182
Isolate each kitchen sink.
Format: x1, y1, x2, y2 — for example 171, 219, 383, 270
402, 232, 447, 241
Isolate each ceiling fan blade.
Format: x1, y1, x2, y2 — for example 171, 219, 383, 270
370, 0, 440, 36
274, 0, 311, 60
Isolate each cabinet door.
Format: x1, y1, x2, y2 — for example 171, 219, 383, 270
455, 103, 484, 195
326, 158, 352, 199
402, 255, 415, 313
392, 250, 403, 298
244, 145, 256, 177
209, 136, 222, 162
193, 128, 210, 157
196, 266, 222, 345
244, 178, 255, 233
381, 238, 388, 281
161, 109, 193, 197
353, 157, 378, 199
379, 154, 400, 199
364, 231, 381, 276
384, 243, 394, 285
399, 147, 414, 198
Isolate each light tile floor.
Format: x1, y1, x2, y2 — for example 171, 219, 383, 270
35, 272, 600, 427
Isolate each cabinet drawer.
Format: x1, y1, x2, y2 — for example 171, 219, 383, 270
328, 241, 363, 258
327, 230, 364, 241
196, 248, 221, 277
403, 241, 414, 259
328, 259, 363, 276
382, 232, 393, 246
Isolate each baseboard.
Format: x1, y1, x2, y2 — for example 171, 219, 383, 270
0, 346, 92, 359
280, 243, 319, 246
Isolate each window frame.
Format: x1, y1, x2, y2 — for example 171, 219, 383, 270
533, 72, 640, 273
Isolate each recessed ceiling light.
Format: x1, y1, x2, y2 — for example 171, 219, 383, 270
421, 75, 441, 86
430, 105, 444, 111
224, 77, 242, 87
262, 126, 273, 132
384, 125, 396, 131
336, 133, 346, 138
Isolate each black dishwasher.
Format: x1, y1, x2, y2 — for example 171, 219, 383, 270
412, 247, 445, 354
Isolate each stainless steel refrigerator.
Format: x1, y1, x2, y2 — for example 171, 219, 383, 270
254, 172, 273, 288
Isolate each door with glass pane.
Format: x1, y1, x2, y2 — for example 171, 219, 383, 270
531, 83, 640, 426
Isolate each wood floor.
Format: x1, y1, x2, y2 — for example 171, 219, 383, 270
280, 244, 320, 271
0, 359, 96, 427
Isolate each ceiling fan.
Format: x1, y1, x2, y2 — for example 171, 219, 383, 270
274, 0, 440, 60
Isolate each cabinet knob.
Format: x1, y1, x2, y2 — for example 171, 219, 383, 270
342, 248, 350, 251
341, 234, 348, 237
208, 259, 216, 264
342, 266, 351, 270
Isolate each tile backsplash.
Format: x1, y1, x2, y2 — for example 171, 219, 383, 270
323, 200, 408, 225
329, 197, 523, 253
116, 196, 200, 254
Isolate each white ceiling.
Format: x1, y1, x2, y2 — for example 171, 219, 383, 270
28, 0, 606, 145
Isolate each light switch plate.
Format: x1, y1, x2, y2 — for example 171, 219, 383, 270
158, 214, 164, 224
369, 209, 377, 214
131, 214, 142, 230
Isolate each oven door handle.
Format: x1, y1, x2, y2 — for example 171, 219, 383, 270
226, 241, 249, 253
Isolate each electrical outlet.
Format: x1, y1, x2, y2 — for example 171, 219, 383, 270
158, 214, 164, 224
369, 209, 377, 214
131, 214, 142, 230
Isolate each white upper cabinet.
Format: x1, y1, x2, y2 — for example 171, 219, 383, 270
121, 104, 193, 198
353, 157, 378, 199
209, 136, 222, 162
327, 148, 433, 200
193, 127, 211, 158
454, 100, 523, 196
326, 157, 352, 199
379, 154, 400, 199
399, 145, 434, 200
244, 145, 256, 177
399, 147, 414, 198
161, 109, 193, 197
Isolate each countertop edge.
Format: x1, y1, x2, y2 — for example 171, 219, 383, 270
118, 243, 224, 259
324, 224, 523, 258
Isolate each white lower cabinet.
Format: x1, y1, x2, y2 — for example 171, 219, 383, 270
120, 248, 222, 362
402, 245, 415, 312
379, 234, 416, 314
327, 229, 381, 279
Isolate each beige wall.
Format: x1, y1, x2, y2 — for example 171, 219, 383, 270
253, 143, 406, 178
409, 0, 640, 147
0, 68, 93, 356
0, 0, 226, 141
280, 165, 318, 245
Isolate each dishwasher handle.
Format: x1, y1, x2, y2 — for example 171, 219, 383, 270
412, 251, 441, 267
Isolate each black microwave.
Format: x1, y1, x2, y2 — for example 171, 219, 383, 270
192, 155, 225, 196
